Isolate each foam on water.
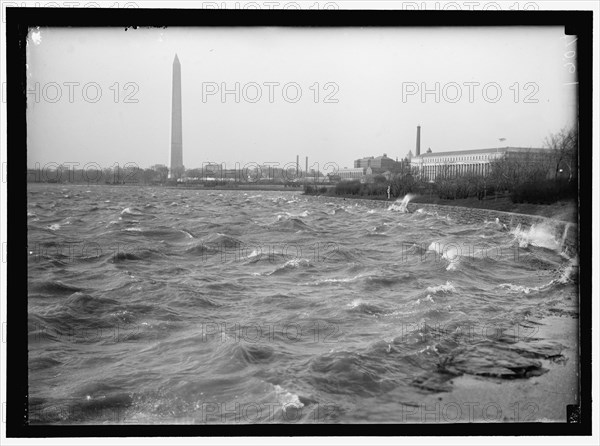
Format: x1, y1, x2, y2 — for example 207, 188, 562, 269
425, 281, 456, 294
121, 207, 144, 216
273, 385, 304, 410
427, 241, 462, 270
415, 294, 435, 305
306, 274, 365, 285
388, 194, 415, 213
510, 223, 561, 251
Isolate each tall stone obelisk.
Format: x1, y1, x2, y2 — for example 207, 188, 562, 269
169, 54, 183, 179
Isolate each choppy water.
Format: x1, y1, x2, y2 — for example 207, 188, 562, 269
27, 184, 578, 424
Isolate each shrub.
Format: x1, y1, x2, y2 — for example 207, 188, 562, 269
510, 180, 558, 204
334, 180, 362, 196
510, 179, 576, 204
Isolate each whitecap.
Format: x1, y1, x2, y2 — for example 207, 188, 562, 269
425, 281, 456, 294
510, 223, 560, 251
307, 274, 365, 285
347, 299, 362, 308
388, 194, 415, 213
497, 283, 540, 294
121, 207, 143, 216
274, 385, 304, 411
416, 294, 435, 305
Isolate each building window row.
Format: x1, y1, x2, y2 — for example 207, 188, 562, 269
420, 163, 491, 180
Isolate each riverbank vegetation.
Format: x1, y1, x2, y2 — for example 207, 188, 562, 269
305, 127, 578, 208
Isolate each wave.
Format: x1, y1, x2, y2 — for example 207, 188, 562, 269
303, 271, 410, 288
497, 283, 544, 295
234, 343, 276, 365
30, 280, 84, 296
365, 274, 411, 287
308, 349, 401, 397
304, 273, 366, 286
111, 247, 166, 262
330, 207, 348, 215
425, 281, 456, 294
415, 294, 436, 305
265, 258, 312, 276
497, 257, 578, 295
388, 194, 415, 213
120, 207, 157, 221
121, 207, 145, 216
184, 242, 221, 256
274, 384, 304, 410
278, 210, 310, 219
29, 356, 63, 371
61, 292, 120, 312
123, 226, 194, 241
321, 246, 360, 263
200, 233, 243, 249
510, 223, 561, 251
427, 241, 463, 271
346, 299, 387, 315
271, 217, 312, 232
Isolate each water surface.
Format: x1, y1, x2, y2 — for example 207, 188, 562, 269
27, 184, 579, 423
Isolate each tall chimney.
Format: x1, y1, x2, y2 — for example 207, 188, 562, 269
296, 155, 299, 174
416, 125, 421, 157
305, 157, 308, 176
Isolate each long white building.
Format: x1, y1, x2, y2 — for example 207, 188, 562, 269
337, 168, 366, 181
410, 147, 549, 180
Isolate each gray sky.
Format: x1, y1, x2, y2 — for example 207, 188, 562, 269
26, 26, 576, 170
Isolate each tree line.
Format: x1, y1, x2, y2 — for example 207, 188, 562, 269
316, 127, 578, 205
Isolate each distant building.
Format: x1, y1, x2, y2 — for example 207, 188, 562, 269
354, 154, 397, 172
410, 147, 550, 180
354, 156, 374, 168
337, 168, 366, 181
406, 125, 551, 180
203, 163, 223, 177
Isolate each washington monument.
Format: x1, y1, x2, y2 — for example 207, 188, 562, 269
169, 54, 184, 179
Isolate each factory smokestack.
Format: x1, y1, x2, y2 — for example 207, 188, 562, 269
305, 157, 308, 177
416, 125, 421, 157
296, 155, 299, 174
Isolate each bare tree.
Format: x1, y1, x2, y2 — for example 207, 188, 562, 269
545, 126, 578, 182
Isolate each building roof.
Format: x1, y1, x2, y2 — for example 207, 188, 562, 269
418, 147, 547, 158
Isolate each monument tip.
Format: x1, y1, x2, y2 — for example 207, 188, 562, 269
174, 53, 180, 64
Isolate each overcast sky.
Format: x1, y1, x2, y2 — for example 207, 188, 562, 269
26, 26, 576, 170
